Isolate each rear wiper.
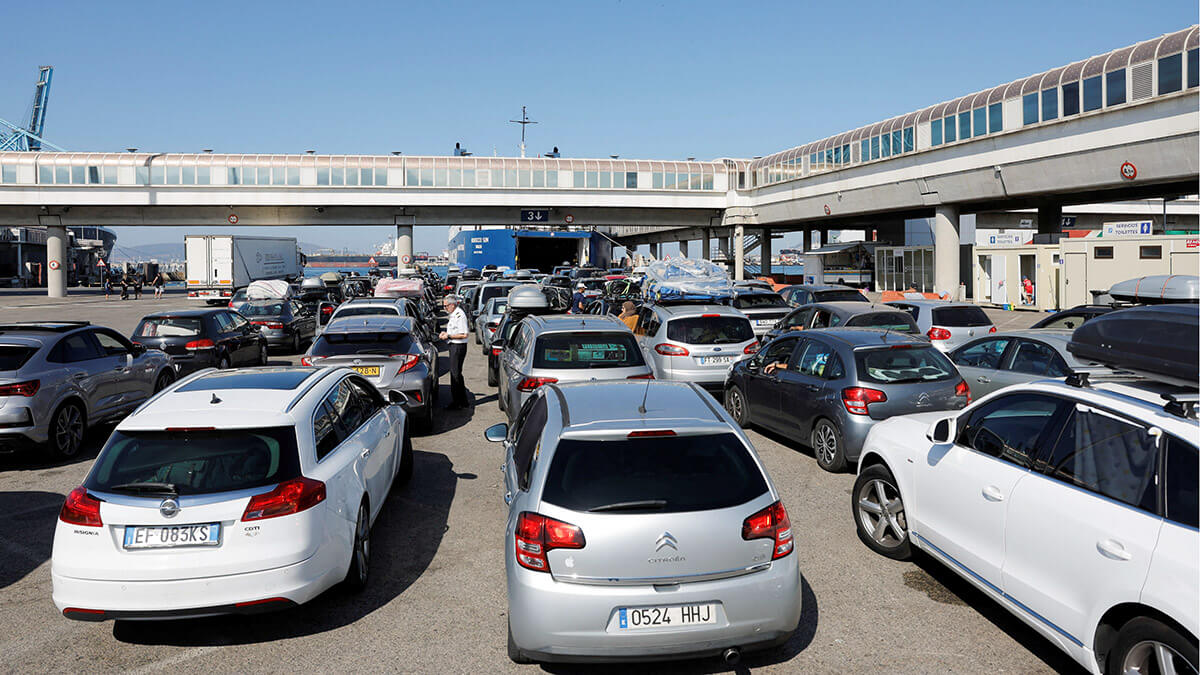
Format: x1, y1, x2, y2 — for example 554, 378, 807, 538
588, 499, 668, 513
110, 482, 178, 497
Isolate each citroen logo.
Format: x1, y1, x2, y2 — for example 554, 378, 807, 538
915, 392, 932, 408
655, 532, 678, 552
159, 498, 180, 518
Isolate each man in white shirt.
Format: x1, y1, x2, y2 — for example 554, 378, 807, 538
440, 295, 471, 410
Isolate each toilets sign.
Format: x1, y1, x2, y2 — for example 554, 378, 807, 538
1102, 221, 1153, 238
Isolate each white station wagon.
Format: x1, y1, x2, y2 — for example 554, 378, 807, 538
51, 366, 412, 620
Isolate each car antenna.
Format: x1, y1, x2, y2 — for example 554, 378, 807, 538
637, 378, 651, 415
210, 393, 222, 405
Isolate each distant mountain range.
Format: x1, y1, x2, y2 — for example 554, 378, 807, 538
110, 241, 332, 262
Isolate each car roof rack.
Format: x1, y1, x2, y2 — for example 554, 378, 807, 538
0, 321, 91, 333
1162, 391, 1199, 420
1066, 368, 1198, 419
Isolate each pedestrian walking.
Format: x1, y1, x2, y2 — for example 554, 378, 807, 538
570, 282, 587, 314
104, 276, 112, 300
440, 294, 471, 410
119, 276, 129, 300
153, 272, 165, 299
133, 275, 142, 300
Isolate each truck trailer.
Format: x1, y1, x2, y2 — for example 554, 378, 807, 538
185, 235, 305, 303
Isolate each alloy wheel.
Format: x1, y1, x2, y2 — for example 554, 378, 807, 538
54, 405, 84, 457
856, 478, 907, 548
354, 504, 370, 584
1122, 640, 1198, 675
725, 388, 745, 424
814, 424, 838, 465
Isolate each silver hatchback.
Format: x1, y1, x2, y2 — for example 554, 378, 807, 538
886, 300, 995, 352
486, 380, 802, 664
634, 304, 758, 396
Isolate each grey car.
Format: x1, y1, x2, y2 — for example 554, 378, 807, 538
762, 302, 920, 342
633, 304, 757, 397
322, 297, 437, 344
477, 297, 508, 353
0, 321, 175, 458
239, 299, 318, 353
303, 315, 439, 431
948, 329, 1105, 398
886, 300, 995, 352
779, 283, 868, 308
724, 329, 970, 472
498, 314, 652, 420
730, 289, 793, 337
486, 380, 802, 664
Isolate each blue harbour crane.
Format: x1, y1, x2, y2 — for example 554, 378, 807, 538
0, 66, 63, 151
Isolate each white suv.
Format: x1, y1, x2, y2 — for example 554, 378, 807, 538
51, 366, 412, 620
850, 374, 1198, 674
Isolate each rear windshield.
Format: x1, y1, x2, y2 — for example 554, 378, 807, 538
580, 279, 606, 291
335, 306, 401, 319
0, 345, 37, 370
312, 332, 416, 357
932, 306, 992, 327
813, 289, 867, 303
843, 312, 919, 333
241, 303, 285, 317
667, 317, 754, 344
541, 433, 768, 513
134, 317, 203, 338
490, 300, 508, 314
480, 285, 516, 305
533, 332, 644, 369
734, 294, 787, 309
85, 427, 301, 497
855, 346, 957, 384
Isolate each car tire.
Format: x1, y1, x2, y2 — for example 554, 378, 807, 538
475, 331, 480, 345
258, 343, 269, 366
724, 385, 750, 428
418, 398, 434, 434
1109, 616, 1198, 675
852, 464, 911, 560
343, 500, 370, 592
291, 332, 301, 355
395, 430, 414, 488
217, 354, 230, 370
812, 419, 847, 472
153, 370, 175, 393
48, 401, 86, 459
507, 620, 532, 664
497, 385, 507, 411
487, 365, 498, 388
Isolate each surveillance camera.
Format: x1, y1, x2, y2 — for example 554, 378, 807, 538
62, 206, 70, 213
315, 207, 325, 213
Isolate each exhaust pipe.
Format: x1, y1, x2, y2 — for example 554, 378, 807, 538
722, 647, 741, 666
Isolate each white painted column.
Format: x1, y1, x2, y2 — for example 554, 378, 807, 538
650, 242, 661, 261
395, 221, 413, 269
734, 224, 745, 281
701, 229, 711, 259
46, 224, 67, 297
678, 240, 690, 258
933, 205, 961, 300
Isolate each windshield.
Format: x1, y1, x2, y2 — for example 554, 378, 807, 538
532, 332, 644, 369
0, 345, 37, 370
134, 317, 203, 338
241, 303, 285, 317
667, 316, 754, 345
932, 306, 992, 327
479, 285, 517, 306
843, 312, 920, 333
489, 300, 508, 314
334, 306, 401, 319
312, 332, 416, 357
734, 293, 788, 309
541, 433, 768, 513
813, 289, 867, 303
85, 427, 301, 497
580, 279, 606, 291
855, 346, 957, 384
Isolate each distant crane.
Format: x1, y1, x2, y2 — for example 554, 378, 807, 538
0, 66, 63, 151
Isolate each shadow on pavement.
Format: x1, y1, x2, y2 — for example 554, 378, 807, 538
112, 449, 459, 646
0, 422, 113, 472
0, 490, 66, 589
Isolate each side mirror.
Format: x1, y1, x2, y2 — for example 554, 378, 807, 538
484, 423, 508, 443
388, 390, 410, 406
131, 342, 147, 355
926, 416, 956, 444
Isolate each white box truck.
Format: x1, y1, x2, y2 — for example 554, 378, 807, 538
185, 235, 305, 303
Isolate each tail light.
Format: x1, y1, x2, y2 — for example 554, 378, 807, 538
60, 486, 102, 527
393, 354, 420, 372
491, 347, 503, 356
185, 339, 215, 350
628, 429, 675, 437
988, 326, 997, 333
188, 291, 198, 297
842, 387, 887, 415
654, 343, 689, 356
241, 477, 326, 521
627, 373, 655, 380
927, 327, 951, 340
487, 325, 497, 333
517, 376, 558, 392
321, 305, 334, 316
0, 380, 39, 397
744, 342, 759, 355
742, 500, 793, 559
300, 356, 324, 366
265, 322, 284, 330
954, 379, 971, 403
444, 285, 453, 291
515, 512, 585, 572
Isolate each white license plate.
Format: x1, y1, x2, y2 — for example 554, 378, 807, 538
123, 523, 221, 549
617, 603, 718, 630
755, 319, 775, 326
698, 355, 733, 365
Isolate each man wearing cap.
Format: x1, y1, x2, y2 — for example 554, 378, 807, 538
440, 295, 471, 410
570, 282, 587, 314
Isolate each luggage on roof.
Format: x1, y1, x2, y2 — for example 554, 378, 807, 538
642, 258, 733, 303
374, 278, 425, 298
246, 279, 291, 300
1108, 274, 1199, 304
1067, 304, 1198, 388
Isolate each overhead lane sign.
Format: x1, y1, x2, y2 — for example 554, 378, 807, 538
521, 209, 548, 223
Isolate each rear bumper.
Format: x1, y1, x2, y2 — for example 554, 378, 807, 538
168, 353, 220, 375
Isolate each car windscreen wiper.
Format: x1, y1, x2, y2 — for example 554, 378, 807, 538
110, 482, 179, 497
587, 499, 668, 513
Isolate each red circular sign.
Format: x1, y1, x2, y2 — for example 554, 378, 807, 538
48, 260, 61, 270
1120, 162, 1137, 180
565, 214, 574, 224
401, 254, 412, 264
823, 204, 832, 215
228, 214, 239, 224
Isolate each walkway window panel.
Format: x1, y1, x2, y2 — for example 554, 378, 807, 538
53, 166, 67, 184
504, 169, 517, 187
574, 170, 585, 188
182, 166, 195, 185
628, 171, 638, 189
987, 103, 1002, 133
1158, 53, 1183, 94
1041, 89, 1058, 120
404, 168, 417, 186
422, 169, 434, 187
598, 171, 610, 188
1106, 69, 1127, 105
198, 166, 211, 185
930, 119, 943, 145
652, 172, 662, 189
690, 173, 702, 190
463, 168, 476, 186
317, 167, 330, 185
167, 166, 181, 185
136, 166, 149, 185
972, 108, 987, 137
844, 143, 852, 161
546, 169, 557, 187
1188, 48, 1198, 88
1082, 75, 1103, 111
226, 167, 239, 185
1022, 93, 1038, 124
255, 167, 269, 185
374, 168, 386, 186
943, 117, 956, 143
71, 165, 86, 184
870, 136, 880, 158
902, 129, 913, 153
957, 111, 971, 139
833, 145, 841, 164
1062, 81, 1081, 116
702, 173, 712, 190
880, 134, 891, 157
103, 165, 117, 185
2, 164, 17, 183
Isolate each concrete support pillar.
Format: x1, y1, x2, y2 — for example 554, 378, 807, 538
759, 228, 772, 277
678, 240, 690, 259
46, 224, 67, 298
800, 230, 809, 254
1037, 204, 1062, 235
734, 224, 745, 281
395, 221, 414, 269
933, 205, 961, 300
720, 237, 731, 259
701, 229, 711, 259
650, 242, 661, 261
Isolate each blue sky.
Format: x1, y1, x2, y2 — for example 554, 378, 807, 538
3, 0, 1194, 253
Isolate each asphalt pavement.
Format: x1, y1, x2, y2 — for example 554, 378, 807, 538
0, 288, 1078, 674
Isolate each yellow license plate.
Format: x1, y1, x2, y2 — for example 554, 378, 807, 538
351, 366, 380, 376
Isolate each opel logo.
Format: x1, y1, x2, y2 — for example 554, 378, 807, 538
655, 532, 678, 552
159, 498, 180, 518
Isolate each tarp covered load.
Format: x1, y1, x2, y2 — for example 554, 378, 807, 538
374, 277, 425, 298
246, 279, 292, 300
1108, 275, 1199, 304
319, 271, 343, 284
642, 258, 733, 303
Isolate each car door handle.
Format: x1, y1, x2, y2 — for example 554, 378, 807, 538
805, 384, 820, 392
981, 485, 1005, 502
1097, 539, 1132, 561
976, 376, 991, 384
71, 372, 87, 380
361, 448, 371, 458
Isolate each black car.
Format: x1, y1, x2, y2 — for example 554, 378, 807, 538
779, 283, 869, 308
131, 309, 268, 374
238, 299, 318, 353
1030, 304, 1115, 330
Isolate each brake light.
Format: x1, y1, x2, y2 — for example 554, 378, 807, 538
487, 325, 497, 333
744, 342, 759, 355
393, 354, 420, 372
185, 339, 215, 350
444, 285, 453, 291
241, 477, 326, 521
954, 379, 971, 403
701, 313, 720, 318
515, 512, 585, 572
491, 347, 503, 356
654, 343, 689, 356
842, 387, 887, 415
628, 430, 675, 437
300, 356, 321, 366
0, 380, 39, 397
517, 376, 558, 392
627, 373, 655, 380
321, 305, 334, 316
165, 426, 217, 432
266, 322, 284, 330
988, 326, 997, 333
742, 500, 793, 559
60, 486, 102, 527
927, 327, 951, 340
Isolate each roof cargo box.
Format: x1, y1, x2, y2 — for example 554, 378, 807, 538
506, 284, 551, 310
1108, 275, 1199, 304
1067, 305, 1198, 388
643, 259, 733, 304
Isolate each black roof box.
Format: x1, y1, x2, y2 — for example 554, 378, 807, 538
1067, 305, 1198, 388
